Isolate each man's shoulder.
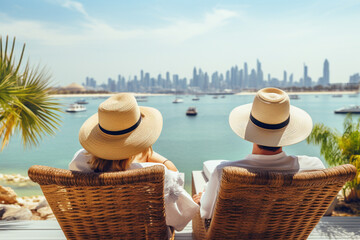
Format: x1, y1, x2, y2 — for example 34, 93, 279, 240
296, 155, 326, 170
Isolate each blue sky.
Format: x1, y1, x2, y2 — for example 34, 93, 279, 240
0, 0, 359, 86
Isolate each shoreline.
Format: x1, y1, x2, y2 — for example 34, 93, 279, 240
52, 90, 358, 98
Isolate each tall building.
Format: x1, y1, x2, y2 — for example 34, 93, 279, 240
282, 71, 287, 87
244, 62, 248, 88
140, 70, 144, 81
211, 71, 220, 90
303, 64, 312, 87
323, 59, 330, 85
349, 73, 360, 84
231, 66, 238, 89
225, 70, 230, 87
256, 59, 263, 88
249, 69, 257, 88
192, 67, 198, 87
166, 72, 171, 89
173, 74, 179, 89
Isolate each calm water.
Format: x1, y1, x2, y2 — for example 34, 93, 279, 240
1, 93, 359, 196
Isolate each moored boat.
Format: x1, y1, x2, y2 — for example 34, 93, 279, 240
192, 96, 200, 101
75, 99, 89, 104
334, 105, 360, 114
289, 94, 300, 100
186, 107, 197, 116
173, 97, 184, 103
135, 96, 148, 102
66, 104, 86, 113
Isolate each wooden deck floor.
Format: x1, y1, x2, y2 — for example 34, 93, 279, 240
0, 217, 359, 239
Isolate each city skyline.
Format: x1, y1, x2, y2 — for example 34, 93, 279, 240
83, 59, 346, 93
1, 0, 360, 86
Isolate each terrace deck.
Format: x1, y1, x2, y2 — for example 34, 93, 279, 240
0, 217, 360, 239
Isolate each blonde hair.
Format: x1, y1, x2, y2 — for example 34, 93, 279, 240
88, 147, 153, 172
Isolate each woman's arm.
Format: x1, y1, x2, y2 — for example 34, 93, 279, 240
148, 151, 178, 172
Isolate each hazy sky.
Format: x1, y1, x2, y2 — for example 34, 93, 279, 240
1, 0, 359, 86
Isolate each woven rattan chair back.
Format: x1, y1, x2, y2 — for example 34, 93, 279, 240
193, 164, 356, 240
28, 165, 169, 240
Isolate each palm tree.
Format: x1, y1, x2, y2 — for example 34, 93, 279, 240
0, 36, 61, 150
307, 115, 360, 202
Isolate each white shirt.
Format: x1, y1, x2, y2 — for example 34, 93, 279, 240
69, 149, 199, 231
199, 152, 326, 219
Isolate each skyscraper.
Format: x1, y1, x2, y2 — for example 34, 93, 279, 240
283, 71, 287, 87
192, 67, 198, 87
323, 59, 330, 85
289, 74, 293, 86
256, 59, 263, 88
303, 64, 312, 87
244, 62, 248, 88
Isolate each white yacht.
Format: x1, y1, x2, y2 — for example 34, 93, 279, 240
334, 105, 360, 114
75, 99, 89, 104
192, 96, 200, 101
66, 104, 86, 113
289, 94, 300, 100
172, 98, 184, 103
135, 96, 148, 102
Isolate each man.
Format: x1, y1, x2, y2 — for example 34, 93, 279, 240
193, 87, 325, 219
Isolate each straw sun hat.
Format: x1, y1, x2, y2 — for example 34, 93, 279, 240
229, 87, 312, 147
79, 93, 163, 160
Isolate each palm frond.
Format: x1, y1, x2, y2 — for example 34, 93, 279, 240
306, 123, 344, 166
0, 35, 62, 150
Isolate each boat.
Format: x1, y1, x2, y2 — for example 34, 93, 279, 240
172, 97, 184, 103
66, 104, 86, 113
212, 96, 218, 99
332, 94, 343, 98
221, 95, 225, 98
192, 96, 200, 101
75, 99, 89, 104
334, 105, 360, 114
289, 95, 300, 100
186, 107, 197, 116
135, 96, 148, 102
349, 94, 358, 98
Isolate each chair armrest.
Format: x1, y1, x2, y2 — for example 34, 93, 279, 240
192, 171, 207, 196
192, 209, 207, 239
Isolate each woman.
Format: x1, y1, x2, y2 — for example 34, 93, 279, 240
69, 93, 198, 231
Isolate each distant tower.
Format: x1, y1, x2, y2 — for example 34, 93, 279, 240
323, 59, 330, 85
244, 62, 248, 88
283, 71, 287, 87
166, 72, 171, 88
256, 59, 263, 88
303, 64, 311, 87
193, 67, 198, 87
289, 74, 293, 86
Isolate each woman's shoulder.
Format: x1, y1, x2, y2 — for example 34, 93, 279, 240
68, 148, 93, 172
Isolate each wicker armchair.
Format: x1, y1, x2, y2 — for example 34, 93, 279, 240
192, 164, 356, 240
28, 165, 174, 240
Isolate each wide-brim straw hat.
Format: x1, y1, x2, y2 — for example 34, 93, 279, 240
79, 93, 163, 160
229, 88, 312, 147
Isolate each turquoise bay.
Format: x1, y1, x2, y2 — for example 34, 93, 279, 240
0, 94, 359, 196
